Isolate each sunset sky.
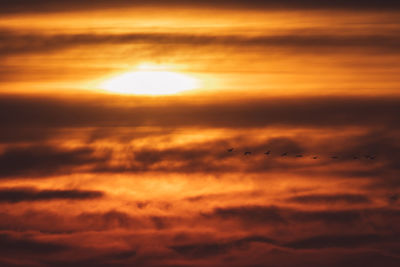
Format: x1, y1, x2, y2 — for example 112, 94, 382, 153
1, 1, 400, 266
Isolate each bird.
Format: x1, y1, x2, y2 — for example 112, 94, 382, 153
370, 156, 376, 160
353, 156, 359, 159
281, 152, 288, 157
389, 194, 399, 203
264, 150, 271, 155
244, 151, 252, 155
331, 156, 339, 159
295, 154, 303, 158
312, 156, 318, 159
227, 148, 234, 152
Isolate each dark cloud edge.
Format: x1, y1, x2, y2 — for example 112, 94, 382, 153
1, 31, 400, 56
0, 187, 104, 203
1, 94, 400, 128
2, 0, 400, 15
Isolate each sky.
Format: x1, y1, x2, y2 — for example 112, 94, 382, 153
0, 1, 400, 266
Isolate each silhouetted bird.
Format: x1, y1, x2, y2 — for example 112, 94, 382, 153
244, 152, 251, 155
331, 156, 338, 159
353, 156, 359, 159
312, 156, 318, 159
370, 156, 376, 160
227, 148, 234, 152
389, 194, 399, 203
264, 150, 271, 155
296, 154, 303, 158
281, 152, 288, 157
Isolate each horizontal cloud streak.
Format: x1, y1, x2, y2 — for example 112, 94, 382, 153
0, 128, 398, 178
0, 145, 107, 177
0, 187, 103, 203
2, 31, 400, 56
2, 0, 400, 14
287, 194, 371, 204
0, 209, 174, 233
170, 235, 276, 258
206, 205, 400, 226
0, 233, 68, 254
1, 95, 399, 129
284, 234, 392, 249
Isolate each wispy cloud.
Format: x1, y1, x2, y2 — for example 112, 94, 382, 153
1, 31, 400, 57
0, 187, 103, 203
2, 0, 400, 15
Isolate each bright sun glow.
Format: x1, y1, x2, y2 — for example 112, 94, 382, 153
100, 66, 199, 95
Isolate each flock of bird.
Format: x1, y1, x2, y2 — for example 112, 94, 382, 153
227, 148, 377, 160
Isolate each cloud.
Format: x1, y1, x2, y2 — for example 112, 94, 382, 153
1, 31, 400, 56
0, 145, 107, 178
170, 233, 397, 259
184, 190, 262, 202
1, 0, 400, 15
284, 234, 392, 249
77, 210, 139, 230
170, 235, 276, 258
93, 132, 398, 176
0, 231, 137, 267
287, 194, 371, 204
206, 205, 400, 226
0, 127, 58, 144
0, 209, 159, 233
170, 241, 233, 258
0, 233, 68, 255
208, 205, 287, 224
1, 95, 400, 129
0, 95, 399, 179
0, 187, 103, 203
55, 250, 138, 267
0, 127, 399, 178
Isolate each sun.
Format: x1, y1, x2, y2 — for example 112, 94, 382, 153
99, 65, 199, 95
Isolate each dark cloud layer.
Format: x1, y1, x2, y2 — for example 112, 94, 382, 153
1, 95, 399, 129
284, 234, 393, 249
0, 205, 398, 266
1, 31, 400, 56
0, 145, 106, 178
1, 0, 400, 15
171, 235, 276, 258
0, 233, 68, 255
207, 205, 400, 227
0, 210, 139, 233
77, 210, 140, 231
1, 95, 398, 179
170, 233, 396, 259
287, 194, 371, 204
0, 129, 398, 179
0, 187, 103, 203
0, 127, 58, 144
